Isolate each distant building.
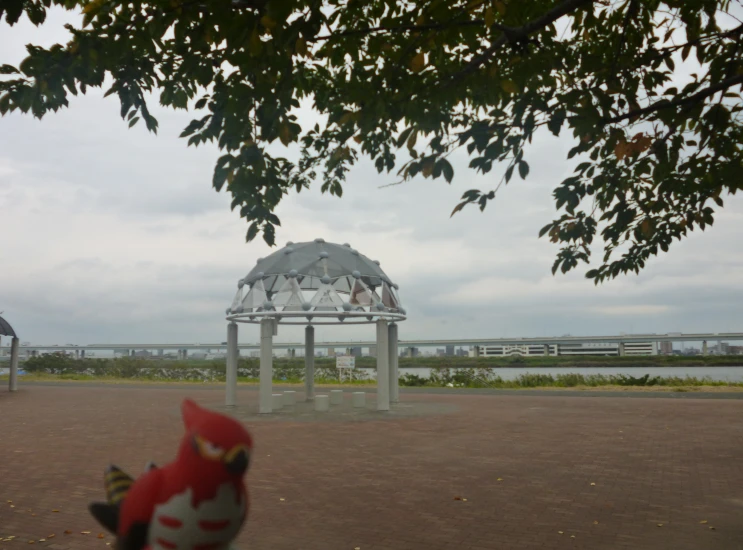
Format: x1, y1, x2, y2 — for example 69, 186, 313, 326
445, 344, 455, 356
714, 342, 730, 355
469, 342, 659, 357
327, 347, 336, 357
350, 347, 362, 358
659, 341, 673, 355
403, 347, 419, 358
368, 345, 377, 357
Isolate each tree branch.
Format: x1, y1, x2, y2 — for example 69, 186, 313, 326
448, 0, 596, 82
312, 19, 485, 42
603, 74, 743, 124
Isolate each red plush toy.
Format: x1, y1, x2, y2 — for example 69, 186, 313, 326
90, 398, 253, 550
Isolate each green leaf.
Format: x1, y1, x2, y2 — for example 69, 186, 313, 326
518, 160, 529, 179
441, 158, 454, 183
246, 222, 260, 242
505, 163, 515, 182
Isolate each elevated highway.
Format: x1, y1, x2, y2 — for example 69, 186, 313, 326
15, 332, 743, 353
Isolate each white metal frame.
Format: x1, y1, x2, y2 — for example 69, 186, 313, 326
226, 310, 406, 325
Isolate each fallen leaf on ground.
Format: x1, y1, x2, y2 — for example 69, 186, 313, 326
279, 498, 285, 502
10, 505, 15, 508
709, 526, 716, 530
31, 514, 36, 517
462, 498, 468, 502
52, 509, 59, 513
28, 541, 35, 544
453, 496, 462, 500
700, 520, 708, 524
590, 483, 596, 486
593, 520, 599, 524
657, 524, 663, 527
558, 531, 564, 535
64, 530, 72, 535
81, 531, 91, 534
38, 539, 45, 542
98, 533, 105, 539
570, 535, 576, 538
6, 500, 11, 503
497, 478, 503, 481
47, 534, 55, 538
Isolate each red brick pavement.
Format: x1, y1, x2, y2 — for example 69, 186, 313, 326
1, 384, 743, 550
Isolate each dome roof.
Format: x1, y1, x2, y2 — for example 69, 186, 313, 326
0, 315, 17, 338
226, 239, 405, 325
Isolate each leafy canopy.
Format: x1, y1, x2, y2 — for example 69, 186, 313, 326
2, 0, 742, 282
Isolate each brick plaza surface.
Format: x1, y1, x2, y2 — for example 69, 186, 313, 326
1, 385, 743, 550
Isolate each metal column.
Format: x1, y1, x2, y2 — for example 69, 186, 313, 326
376, 320, 390, 411
9, 337, 19, 392
226, 323, 238, 407
388, 323, 399, 403
259, 319, 274, 414
305, 326, 315, 401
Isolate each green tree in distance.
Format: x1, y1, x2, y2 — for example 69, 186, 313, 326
1, 0, 742, 282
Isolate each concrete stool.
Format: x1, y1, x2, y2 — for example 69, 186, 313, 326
315, 394, 330, 411
272, 393, 283, 411
283, 390, 296, 406
352, 392, 366, 408
330, 389, 344, 405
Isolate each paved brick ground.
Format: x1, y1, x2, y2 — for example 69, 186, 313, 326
1, 384, 743, 550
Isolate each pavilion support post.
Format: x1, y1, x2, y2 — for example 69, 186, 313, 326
305, 326, 315, 401
259, 319, 274, 414
376, 320, 390, 411
9, 337, 19, 392
388, 323, 399, 404
225, 323, 238, 407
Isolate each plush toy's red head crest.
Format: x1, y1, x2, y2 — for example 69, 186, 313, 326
182, 398, 205, 431
180, 398, 253, 454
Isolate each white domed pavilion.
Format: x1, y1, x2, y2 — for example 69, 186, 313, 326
223, 239, 406, 413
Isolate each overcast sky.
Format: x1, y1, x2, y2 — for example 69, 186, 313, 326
2, 8, 742, 346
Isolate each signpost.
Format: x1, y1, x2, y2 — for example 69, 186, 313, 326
336, 355, 355, 382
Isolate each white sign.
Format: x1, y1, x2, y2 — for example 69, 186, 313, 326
336, 355, 355, 369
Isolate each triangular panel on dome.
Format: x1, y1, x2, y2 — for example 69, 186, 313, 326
230, 288, 244, 312
349, 278, 375, 307
273, 277, 304, 311
381, 282, 399, 309
242, 279, 267, 312
332, 275, 352, 294
309, 283, 345, 311
265, 274, 287, 293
